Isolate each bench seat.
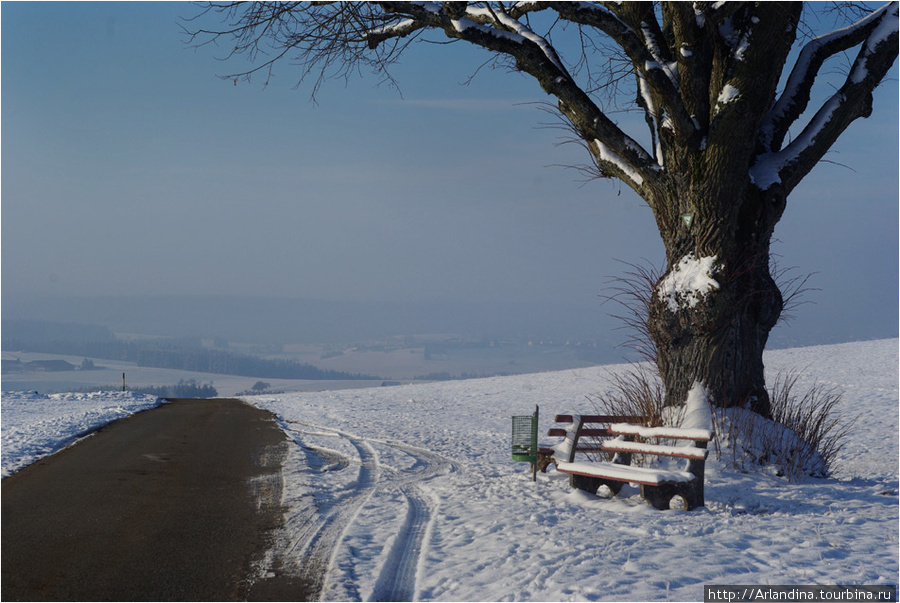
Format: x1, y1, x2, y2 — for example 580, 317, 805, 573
555, 460, 696, 486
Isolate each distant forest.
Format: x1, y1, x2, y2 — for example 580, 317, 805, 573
2, 320, 378, 381
66, 379, 220, 399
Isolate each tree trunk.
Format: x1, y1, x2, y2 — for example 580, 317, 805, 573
647, 185, 785, 417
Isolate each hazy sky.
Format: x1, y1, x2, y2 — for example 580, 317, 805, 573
2, 3, 897, 341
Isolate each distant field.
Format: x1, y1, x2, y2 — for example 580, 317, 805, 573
268, 338, 614, 380
2, 337, 618, 396
1, 351, 385, 396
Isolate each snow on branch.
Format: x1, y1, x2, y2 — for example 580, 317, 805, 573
460, 3, 567, 74
547, 2, 697, 138
640, 21, 678, 87
372, 2, 567, 75
752, 2, 898, 193
372, 2, 663, 193
760, 2, 898, 154
851, 3, 899, 82
691, 2, 742, 30
593, 139, 645, 188
365, 18, 427, 48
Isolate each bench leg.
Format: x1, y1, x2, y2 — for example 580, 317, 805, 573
642, 484, 678, 510
642, 483, 704, 510
599, 479, 626, 496
535, 452, 554, 473
680, 481, 704, 510
570, 475, 627, 497
570, 473, 603, 494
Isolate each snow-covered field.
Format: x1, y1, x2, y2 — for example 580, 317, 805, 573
1, 391, 162, 478
3, 339, 898, 601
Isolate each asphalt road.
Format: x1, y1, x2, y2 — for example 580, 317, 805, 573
1, 398, 310, 601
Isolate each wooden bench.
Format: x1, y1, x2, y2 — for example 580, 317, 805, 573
540, 414, 640, 472
547, 414, 714, 510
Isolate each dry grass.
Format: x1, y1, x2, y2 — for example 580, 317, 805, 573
587, 364, 852, 480
712, 371, 852, 481
588, 363, 669, 428
599, 260, 662, 364
586, 364, 683, 466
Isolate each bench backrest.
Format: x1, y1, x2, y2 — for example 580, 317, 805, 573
549, 414, 714, 466
547, 414, 641, 438
549, 414, 641, 464
608, 423, 714, 442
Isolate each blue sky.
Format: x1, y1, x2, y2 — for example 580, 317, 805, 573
2, 2, 897, 344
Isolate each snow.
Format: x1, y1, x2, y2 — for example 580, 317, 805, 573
601, 439, 708, 460
636, 75, 666, 167
641, 22, 679, 86
657, 253, 721, 312
2, 339, 898, 601
752, 2, 896, 191
609, 423, 714, 442
734, 27, 752, 62
555, 459, 696, 485
551, 417, 580, 460
853, 5, 899, 83
450, 8, 566, 76
682, 381, 713, 431
752, 89, 843, 190
760, 3, 897, 155
1, 391, 162, 477
593, 139, 644, 187
717, 84, 741, 107
489, 9, 566, 75
749, 152, 782, 190
366, 18, 417, 40
693, 4, 707, 29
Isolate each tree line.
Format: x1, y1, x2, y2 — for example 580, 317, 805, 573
133, 379, 219, 399
64, 379, 219, 398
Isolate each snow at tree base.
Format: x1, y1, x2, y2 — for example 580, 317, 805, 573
2, 340, 897, 601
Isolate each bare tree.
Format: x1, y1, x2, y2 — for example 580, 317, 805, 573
187, 2, 898, 416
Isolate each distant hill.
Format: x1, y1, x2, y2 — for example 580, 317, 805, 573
1, 295, 620, 346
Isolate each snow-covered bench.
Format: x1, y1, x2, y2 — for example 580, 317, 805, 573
548, 414, 714, 510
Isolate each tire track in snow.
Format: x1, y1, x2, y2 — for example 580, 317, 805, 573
352, 438, 454, 601
369, 484, 431, 602
283, 435, 378, 600
280, 421, 453, 601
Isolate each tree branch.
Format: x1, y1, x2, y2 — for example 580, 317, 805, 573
367, 2, 663, 196
751, 2, 898, 193
188, 2, 897, 207
548, 2, 697, 139
760, 2, 898, 153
